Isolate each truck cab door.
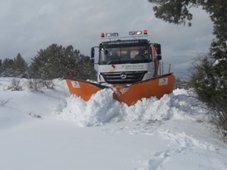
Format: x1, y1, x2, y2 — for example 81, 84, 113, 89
91, 46, 99, 65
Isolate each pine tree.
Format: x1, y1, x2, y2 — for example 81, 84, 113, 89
2, 58, 14, 77
29, 44, 65, 79
148, 0, 227, 131
13, 53, 28, 77
0, 59, 2, 76
29, 44, 96, 80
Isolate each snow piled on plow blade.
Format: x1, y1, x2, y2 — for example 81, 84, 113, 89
59, 89, 208, 127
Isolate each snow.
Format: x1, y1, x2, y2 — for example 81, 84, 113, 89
213, 58, 226, 67
60, 88, 208, 127
0, 77, 227, 170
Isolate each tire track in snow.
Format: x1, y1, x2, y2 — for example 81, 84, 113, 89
102, 120, 163, 136
159, 129, 218, 151
140, 129, 220, 170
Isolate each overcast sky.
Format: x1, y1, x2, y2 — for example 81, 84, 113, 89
0, 0, 213, 79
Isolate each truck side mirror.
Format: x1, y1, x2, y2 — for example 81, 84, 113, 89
154, 44, 162, 60
91, 47, 95, 59
91, 47, 95, 65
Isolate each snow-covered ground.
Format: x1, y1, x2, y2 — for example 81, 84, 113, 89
0, 77, 227, 170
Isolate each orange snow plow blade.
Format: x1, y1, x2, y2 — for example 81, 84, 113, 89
113, 73, 175, 106
66, 79, 105, 101
66, 73, 175, 106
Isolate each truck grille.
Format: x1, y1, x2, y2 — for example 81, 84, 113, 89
101, 71, 147, 84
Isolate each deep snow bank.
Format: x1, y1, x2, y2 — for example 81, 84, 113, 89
60, 88, 208, 127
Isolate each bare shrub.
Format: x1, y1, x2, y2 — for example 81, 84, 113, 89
43, 80, 55, 89
7, 79, 23, 91
27, 79, 54, 91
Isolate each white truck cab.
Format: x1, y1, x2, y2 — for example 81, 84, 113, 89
91, 31, 162, 85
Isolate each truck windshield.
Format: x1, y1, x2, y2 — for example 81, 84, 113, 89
99, 46, 150, 64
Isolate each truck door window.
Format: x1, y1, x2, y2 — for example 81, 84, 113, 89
100, 48, 106, 64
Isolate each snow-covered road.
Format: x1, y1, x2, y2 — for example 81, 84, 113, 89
0, 78, 227, 170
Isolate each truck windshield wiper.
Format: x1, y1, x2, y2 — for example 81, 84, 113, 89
106, 60, 120, 64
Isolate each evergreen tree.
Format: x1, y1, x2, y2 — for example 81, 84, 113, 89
2, 58, 14, 77
148, 0, 227, 131
30, 44, 64, 79
0, 59, 2, 75
0, 54, 28, 77
76, 55, 97, 80
29, 44, 96, 80
13, 53, 28, 77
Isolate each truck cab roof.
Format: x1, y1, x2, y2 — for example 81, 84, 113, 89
100, 39, 150, 48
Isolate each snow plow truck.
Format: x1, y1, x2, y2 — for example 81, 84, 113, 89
66, 30, 175, 106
